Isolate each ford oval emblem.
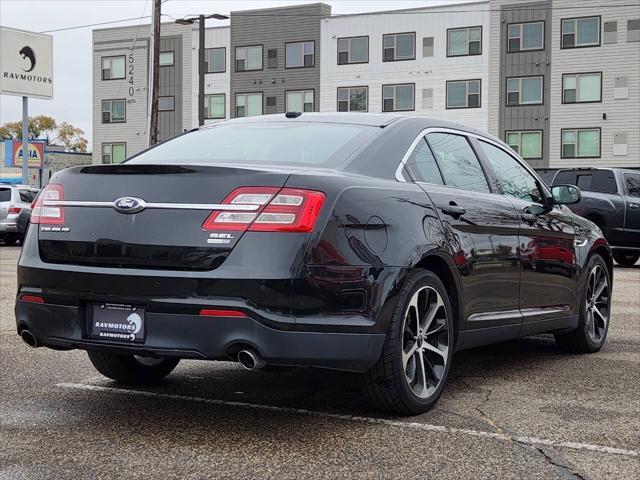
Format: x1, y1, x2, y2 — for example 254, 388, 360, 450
113, 197, 146, 214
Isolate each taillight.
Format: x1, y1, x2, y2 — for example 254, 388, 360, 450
8, 206, 22, 215
202, 187, 325, 233
30, 184, 65, 225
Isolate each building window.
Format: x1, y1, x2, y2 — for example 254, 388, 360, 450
235, 45, 262, 71
101, 56, 125, 80
506, 77, 543, 105
422, 37, 434, 57
614, 76, 629, 99
204, 94, 225, 119
286, 41, 314, 68
422, 88, 433, 109
337, 87, 367, 112
337, 36, 368, 64
158, 96, 174, 111
382, 83, 415, 112
507, 21, 544, 52
102, 143, 126, 164
267, 49, 278, 69
561, 128, 600, 158
205, 48, 225, 73
383, 32, 416, 61
603, 21, 617, 44
562, 73, 601, 103
101, 99, 126, 124
446, 79, 481, 108
506, 131, 543, 159
561, 17, 600, 48
447, 26, 482, 56
235, 93, 262, 117
159, 51, 174, 67
628, 19, 640, 42
286, 90, 314, 112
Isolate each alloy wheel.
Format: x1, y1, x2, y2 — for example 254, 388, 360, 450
585, 265, 610, 344
402, 286, 449, 399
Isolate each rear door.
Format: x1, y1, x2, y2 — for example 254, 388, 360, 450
474, 139, 578, 332
622, 172, 640, 245
405, 131, 522, 343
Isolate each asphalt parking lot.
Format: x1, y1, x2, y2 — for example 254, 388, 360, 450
1, 245, 638, 479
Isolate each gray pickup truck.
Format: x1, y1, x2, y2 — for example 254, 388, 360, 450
552, 168, 639, 266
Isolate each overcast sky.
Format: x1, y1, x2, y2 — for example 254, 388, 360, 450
0, 0, 480, 149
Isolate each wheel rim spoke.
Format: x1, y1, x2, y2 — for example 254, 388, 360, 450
401, 285, 449, 399
586, 265, 609, 343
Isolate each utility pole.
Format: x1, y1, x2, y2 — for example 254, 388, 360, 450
21, 97, 29, 185
149, 0, 161, 145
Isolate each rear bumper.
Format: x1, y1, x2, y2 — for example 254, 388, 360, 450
0, 221, 18, 234
15, 300, 384, 372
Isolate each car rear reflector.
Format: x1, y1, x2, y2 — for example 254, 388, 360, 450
202, 187, 325, 233
30, 184, 65, 225
199, 309, 247, 318
20, 295, 44, 304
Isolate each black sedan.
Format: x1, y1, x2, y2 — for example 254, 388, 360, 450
15, 114, 612, 414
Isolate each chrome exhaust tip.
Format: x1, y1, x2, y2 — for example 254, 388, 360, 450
237, 348, 266, 371
20, 329, 39, 348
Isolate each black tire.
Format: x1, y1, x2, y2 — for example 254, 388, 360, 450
555, 254, 611, 353
613, 250, 639, 267
87, 351, 180, 383
361, 269, 455, 415
5, 233, 19, 246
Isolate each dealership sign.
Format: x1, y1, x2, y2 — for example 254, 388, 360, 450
3, 139, 45, 168
0, 27, 53, 99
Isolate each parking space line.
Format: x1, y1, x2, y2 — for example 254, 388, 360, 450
57, 382, 637, 458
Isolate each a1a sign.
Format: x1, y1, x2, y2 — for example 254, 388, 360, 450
10, 140, 45, 168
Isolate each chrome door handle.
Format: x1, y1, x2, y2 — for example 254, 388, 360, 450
440, 204, 466, 217
629, 203, 639, 209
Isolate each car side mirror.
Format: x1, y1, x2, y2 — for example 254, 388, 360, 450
551, 184, 581, 205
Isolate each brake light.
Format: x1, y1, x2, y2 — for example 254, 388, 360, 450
199, 309, 247, 318
8, 206, 22, 215
202, 187, 325, 233
20, 295, 44, 304
30, 184, 65, 225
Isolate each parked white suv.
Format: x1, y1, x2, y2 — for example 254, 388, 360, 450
0, 185, 39, 245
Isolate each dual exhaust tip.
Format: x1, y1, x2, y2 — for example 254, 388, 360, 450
237, 348, 266, 371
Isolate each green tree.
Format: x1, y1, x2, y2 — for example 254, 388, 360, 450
0, 116, 88, 152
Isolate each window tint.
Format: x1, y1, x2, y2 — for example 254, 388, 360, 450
553, 171, 577, 185
478, 141, 543, 203
425, 133, 490, 193
591, 170, 618, 194
19, 189, 38, 203
0, 188, 11, 202
406, 138, 444, 185
129, 123, 376, 168
576, 174, 592, 190
625, 173, 640, 197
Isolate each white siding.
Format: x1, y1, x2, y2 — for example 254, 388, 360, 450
191, 26, 231, 126
92, 22, 192, 164
320, 3, 491, 132
549, 0, 640, 168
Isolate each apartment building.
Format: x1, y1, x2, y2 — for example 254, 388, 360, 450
489, 0, 640, 168
92, 22, 193, 165
320, 2, 490, 131
92, 1, 639, 169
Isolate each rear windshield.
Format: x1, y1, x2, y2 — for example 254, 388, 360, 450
19, 189, 39, 203
129, 122, 376, 168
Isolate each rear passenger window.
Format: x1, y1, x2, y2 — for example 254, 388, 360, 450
553, 171, 577, 185
405, 138, 444, 185
576, 174, 592, 190
425, 133, 490, 193
477, 140, 544, 204
0, 188, 11, 202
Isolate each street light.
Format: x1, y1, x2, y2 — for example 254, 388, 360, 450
175, 14, 229, 126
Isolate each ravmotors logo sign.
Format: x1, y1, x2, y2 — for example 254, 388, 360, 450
19, 46, 36, 72
0, 27, 53, 99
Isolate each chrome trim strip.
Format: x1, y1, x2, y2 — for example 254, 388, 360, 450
394, 126, 533, 183
42, 200, 259, 211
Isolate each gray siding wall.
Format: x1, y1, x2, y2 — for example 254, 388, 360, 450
230, 3, 331, 117
158, 36, 183, 141
498, 1, 551, 168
